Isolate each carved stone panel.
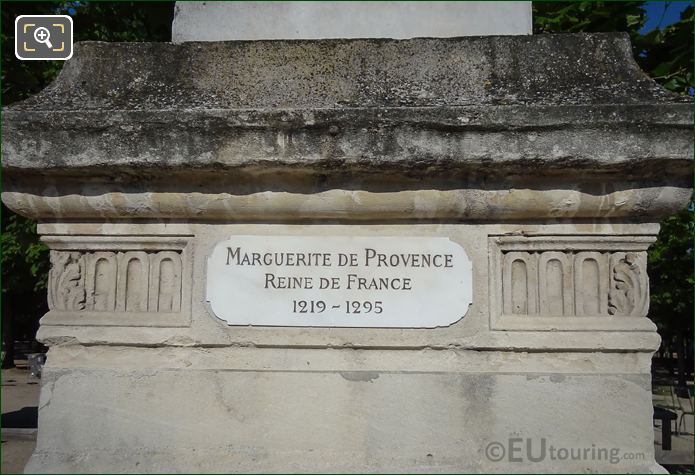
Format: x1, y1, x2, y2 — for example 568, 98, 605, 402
608, 252, 649, 317
85, 252, 117, 312
573, 252, 610, 316
149, 251, 183, 313
116, 252, 150, 312
48, 251, 86, 311
48, 250, 184, 314
502, 252, 538, 316
501, 250, 646, 318
537, 252, 573, 316
490, 235, 655, 331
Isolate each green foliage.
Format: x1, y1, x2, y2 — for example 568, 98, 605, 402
534, 2, 694, 95
534, 1, 648, 35
648, 206, 694, 335
635, 5, 694, 95
0, 215, 49, 292
1, 3, 62, 104
2, 2, 174, 103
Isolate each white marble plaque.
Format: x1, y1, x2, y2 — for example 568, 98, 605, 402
206, 235, 472, 328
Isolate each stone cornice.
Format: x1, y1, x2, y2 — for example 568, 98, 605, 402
2, 33, 692, 222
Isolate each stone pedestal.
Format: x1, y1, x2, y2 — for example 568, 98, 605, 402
2, 34, 692, 473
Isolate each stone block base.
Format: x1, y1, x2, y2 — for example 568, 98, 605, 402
26, 346, 662, 473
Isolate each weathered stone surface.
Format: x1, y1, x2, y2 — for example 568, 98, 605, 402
28, 346, 657, 473
1, 33, 691, 473
6, 34, 686, 111
2, 34, 691, 222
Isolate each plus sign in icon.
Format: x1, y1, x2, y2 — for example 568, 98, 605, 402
15, 15, 73, 60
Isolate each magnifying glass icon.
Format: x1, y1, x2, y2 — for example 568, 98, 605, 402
33, 27, 53, 49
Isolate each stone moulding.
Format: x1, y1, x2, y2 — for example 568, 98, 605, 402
1, 185, 691, 222
1, 33, 692, 223
40, 236, 192, 327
